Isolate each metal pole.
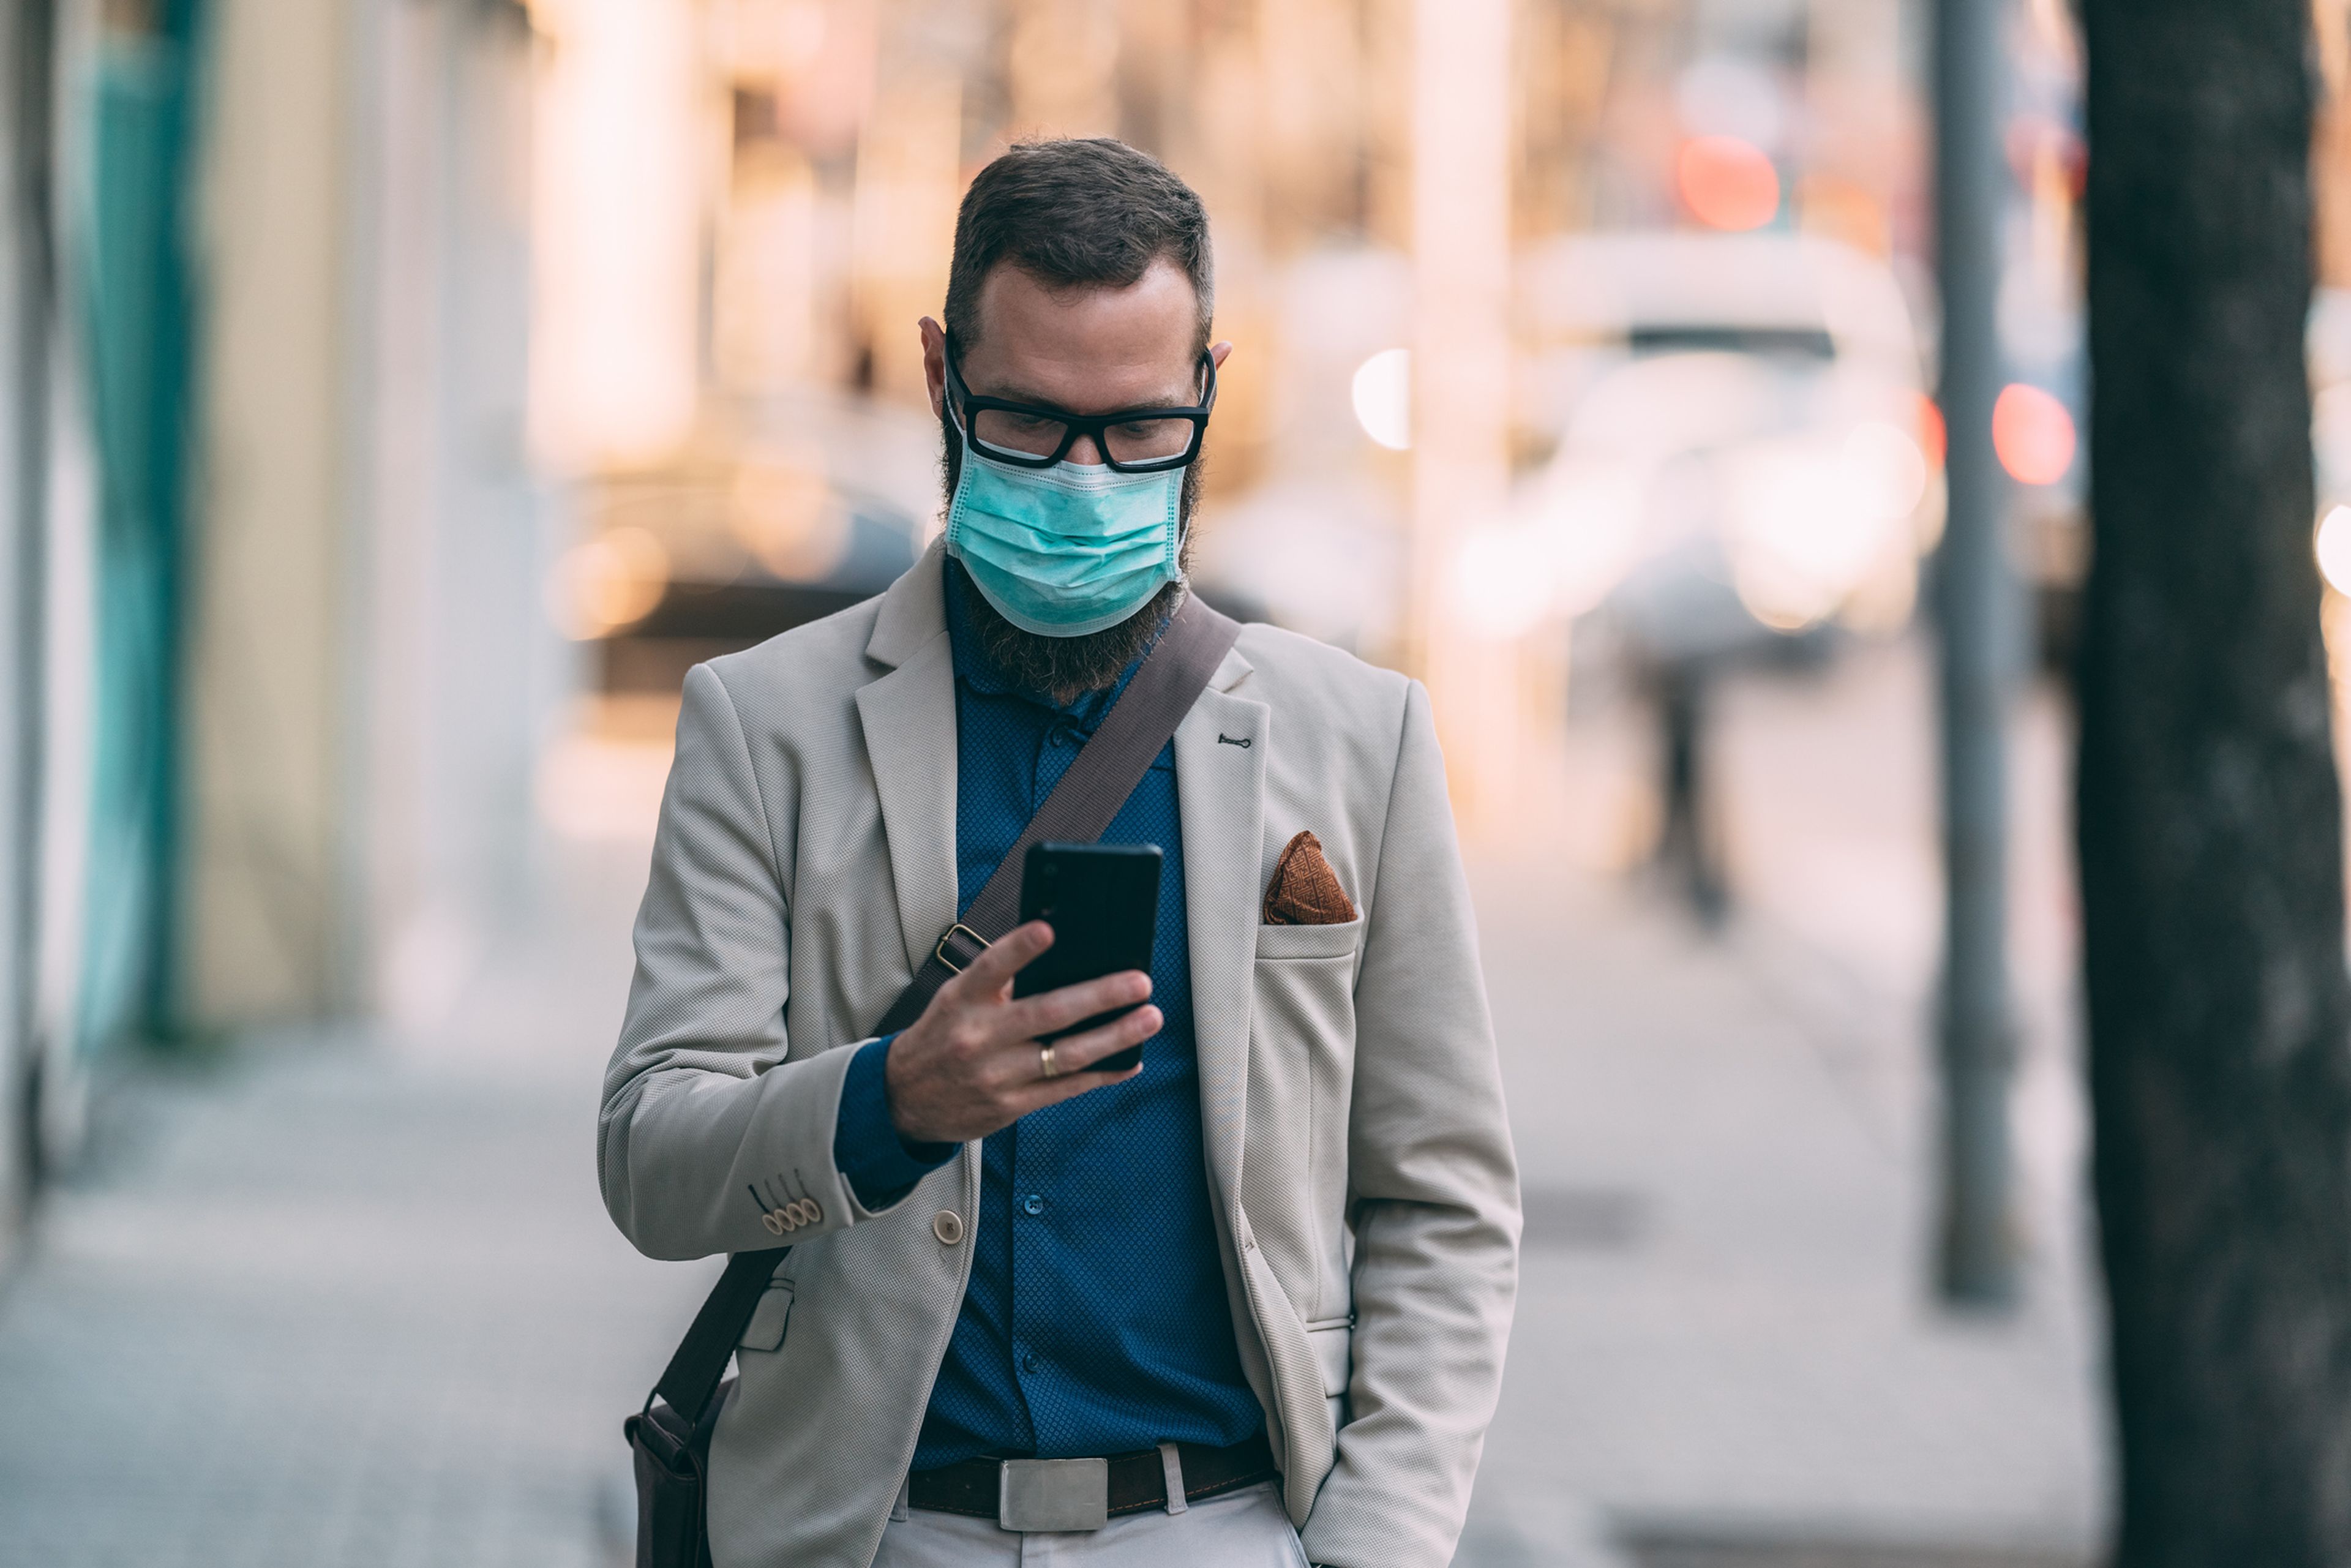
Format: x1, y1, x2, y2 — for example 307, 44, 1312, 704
1933, 0, 2019, 1307
1409, 0, 1517, 830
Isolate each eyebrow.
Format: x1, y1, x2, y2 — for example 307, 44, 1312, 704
967, 367, 1206, 415
975, 380, 1078, 413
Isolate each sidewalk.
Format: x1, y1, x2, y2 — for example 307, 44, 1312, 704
1460, 637, 2104, 1566
0, 844, 708, 1568
1460, 864, 2102, 1568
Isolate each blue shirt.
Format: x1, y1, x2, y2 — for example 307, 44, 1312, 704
830, 561, 1263, 1467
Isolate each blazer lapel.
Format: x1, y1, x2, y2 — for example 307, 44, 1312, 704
856, 544, 959, 983
1174, 645, 1265, 1212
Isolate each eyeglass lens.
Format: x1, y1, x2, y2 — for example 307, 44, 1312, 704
970, 408, 1196, 465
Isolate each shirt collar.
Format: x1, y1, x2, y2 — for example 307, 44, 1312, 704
942, 557, 1162, 732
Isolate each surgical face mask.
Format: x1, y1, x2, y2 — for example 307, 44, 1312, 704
943, 427, 1187, 638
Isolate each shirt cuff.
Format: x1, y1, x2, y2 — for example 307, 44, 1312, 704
833, 1035, 957, 1211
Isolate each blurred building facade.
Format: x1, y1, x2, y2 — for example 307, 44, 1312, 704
0, 0, 215, 1259
0, 0, 557, 1261
143, 0, 555, 1038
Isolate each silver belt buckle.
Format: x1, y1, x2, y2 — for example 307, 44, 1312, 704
998, 1457, 1109, 1532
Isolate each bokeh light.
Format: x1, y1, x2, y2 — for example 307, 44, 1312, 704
731, 455, 849, 578
546, 527, 671, 639
2317, 505, 2351, 596
1841, 421, 1930, 520
1992, 382, 2077, 486
1915, 393, 1948, 470
1351, 347, 1412, 451
1676, 137, 1781, 231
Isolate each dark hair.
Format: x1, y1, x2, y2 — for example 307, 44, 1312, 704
944, 138, 1213, 353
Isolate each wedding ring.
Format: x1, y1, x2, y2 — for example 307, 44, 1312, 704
1040, 1043, 1060, 1080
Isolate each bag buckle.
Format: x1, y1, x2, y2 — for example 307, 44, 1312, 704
933, 923, 989, 974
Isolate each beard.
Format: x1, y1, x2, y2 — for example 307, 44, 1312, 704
941, 408, 1205, 706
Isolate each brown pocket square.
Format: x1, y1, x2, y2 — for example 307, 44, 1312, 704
1261, 831, 1358, 925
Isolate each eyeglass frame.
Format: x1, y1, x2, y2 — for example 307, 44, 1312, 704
942, 331, 1218, 474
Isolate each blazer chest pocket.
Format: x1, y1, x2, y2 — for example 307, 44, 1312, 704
1253, 917, 1363, 964
737, 1281, 794, 1354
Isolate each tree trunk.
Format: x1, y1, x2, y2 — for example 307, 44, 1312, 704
2080, 2, 2351, 1561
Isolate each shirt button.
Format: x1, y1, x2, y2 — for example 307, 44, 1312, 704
1022, 1193, 1044, 1217
1021, 1352, 1039, 1373
932, 1210, 965, 1245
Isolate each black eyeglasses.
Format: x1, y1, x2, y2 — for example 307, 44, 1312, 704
944, 333, 1216, 473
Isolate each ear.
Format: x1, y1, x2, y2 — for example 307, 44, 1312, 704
1210, 340, 1234, 372
920, 317, 948, 421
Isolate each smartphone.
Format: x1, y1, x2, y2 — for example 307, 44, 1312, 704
1013, 841, 1162, 1072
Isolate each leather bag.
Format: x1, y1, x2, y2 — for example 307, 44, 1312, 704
624, 596, 1241, 1568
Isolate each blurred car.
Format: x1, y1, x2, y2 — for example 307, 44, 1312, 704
552, 394, 939, 697
1513, 231, 1941, 664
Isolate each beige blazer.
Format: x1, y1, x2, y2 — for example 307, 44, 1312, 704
600, 543, 1519, 1568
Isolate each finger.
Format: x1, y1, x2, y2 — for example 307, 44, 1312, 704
999, 970, 1153, 1043
1009, 1060, 1146, 1117
1042, 1003, 1163, 1074
969, 1003, 1160, 1094
948, 920, 1053, 996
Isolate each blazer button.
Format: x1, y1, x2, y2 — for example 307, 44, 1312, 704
932, 1210, 966, 1246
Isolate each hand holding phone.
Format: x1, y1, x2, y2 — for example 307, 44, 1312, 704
879, 844, 1164, 1146
1013, 842, 1163, 1073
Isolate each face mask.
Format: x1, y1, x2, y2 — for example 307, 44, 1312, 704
943, 435, 1186, 638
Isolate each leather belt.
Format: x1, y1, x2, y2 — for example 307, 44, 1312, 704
908, 1430, 1278, 1524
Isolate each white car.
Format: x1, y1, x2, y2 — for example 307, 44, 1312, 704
1513, 232, 1941, 665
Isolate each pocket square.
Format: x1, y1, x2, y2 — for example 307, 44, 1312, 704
1261, 831, 1357, 926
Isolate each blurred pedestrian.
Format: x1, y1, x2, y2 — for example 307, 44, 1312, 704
601, 138, 1518, 1568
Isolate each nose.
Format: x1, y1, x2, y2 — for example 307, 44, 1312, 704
1067, 432, 1107, 467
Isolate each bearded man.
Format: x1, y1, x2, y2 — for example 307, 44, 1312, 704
600, 137, 1519, 1568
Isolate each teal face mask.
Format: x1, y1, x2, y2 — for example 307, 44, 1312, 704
943, 441, 1185, 638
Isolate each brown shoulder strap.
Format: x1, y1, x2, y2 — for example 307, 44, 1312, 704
649, 593, 1242, 1425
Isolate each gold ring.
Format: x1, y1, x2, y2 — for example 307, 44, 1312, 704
1040, 1043, 1060, 1080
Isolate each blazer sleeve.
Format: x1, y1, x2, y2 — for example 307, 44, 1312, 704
1299, 678, 1522, 1568
598, 662, 913, 1262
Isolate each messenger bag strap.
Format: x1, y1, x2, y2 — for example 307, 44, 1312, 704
872, 590, 1241, 1035
649, 592, 1243, 1424
650, 1247, 793, 1423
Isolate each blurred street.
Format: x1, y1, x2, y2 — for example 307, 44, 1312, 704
0, 639, 2103, 1567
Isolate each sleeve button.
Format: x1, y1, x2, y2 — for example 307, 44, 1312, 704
932, 1209, 966, 1245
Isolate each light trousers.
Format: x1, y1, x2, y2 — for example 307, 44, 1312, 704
870, 1482, 1309, 1567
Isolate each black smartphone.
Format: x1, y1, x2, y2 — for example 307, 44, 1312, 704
1013, 841, 1162, 1072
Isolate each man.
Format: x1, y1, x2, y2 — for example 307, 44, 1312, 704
600, 138, 1518, 1568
